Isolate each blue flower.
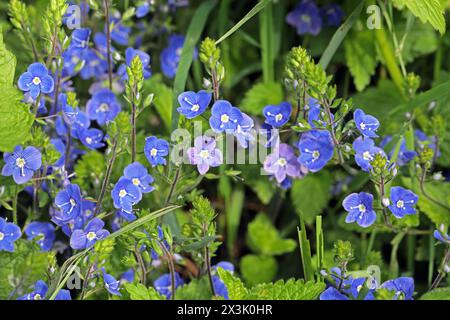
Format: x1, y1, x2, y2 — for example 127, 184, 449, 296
354, 109, 379, 138
264, 143, 302, 184
2, 146, 42, 184
415, 129, 440, 157
321, 4, 344, 26
70, 218, 110, 250
263, 102, 292, 128
23, 92, 47, 115
286, 0, 322, 36
54, 184, 83, 223
56, 109, 91, 140
120, 268, 135, 283
144, 136, 170, 167
213, 261, 234, 299
101, 268, 121, 296
111, 177, 143, 214
177, 90, 212, 119
154, 272, 184, 299
343, 192, 377, 228
51, 138, 66, 167
136, 3, 150, 18
117, 47, 152, 80
0, 217, 21, 252
86, 89, 121, 125
209, 100, 243, 133
434, 226, 450, 245
79, 49, 109, 80
381, 137, 417, 166
160, 35, 197, 78
123, 162, 154, 194
380, 277, 414, 300
187, 136, 223, 175
353, 137, 385, 172
69, 28, 91, 51
298, 130, 334, 172
387, 187, 418, 219
234, 113, 255, 148
25, 222, 55, 252
79, 128, 105, 150
307, 98, 326, 127
109, 16, 131, 45
18, 63, 54, 99
18, 280, 71, 300
320, 287, 349, 300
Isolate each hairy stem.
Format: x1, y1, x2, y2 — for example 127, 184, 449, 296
165, 165, 182, 206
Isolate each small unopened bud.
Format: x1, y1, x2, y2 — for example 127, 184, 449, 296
444, 264, 450, 274
433, 172, 443, 181
382, 197, 390, 207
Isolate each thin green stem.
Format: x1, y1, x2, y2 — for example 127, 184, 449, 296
103, 0, 113, 90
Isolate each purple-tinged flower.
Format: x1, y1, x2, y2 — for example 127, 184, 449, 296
123, 162, 155, 194
54, 184, 83, 222
136, 3, 150, 18
17, 280, 71, 300
387, 187, 418, 219
2, 146, 42, 184
353, 137, 385, 172
18, 63, 54, 99
264, 143, 302, 184
79, 128, 105, 150
177, 90, 212, 119
209, 100, 243, 133
234, 113, 255, 148
354, 109, 379, 138
286, 0, 322, 36
86, 89, 121, 125
144, 136, 170, 167
321, 4, 344, 26
70, 218, 110, 250
298, 130, 334, 172
111, 177, 143, 213
160, 35, 197, 78
109, 16, 131, 46
434, 225, 450, 245
25, 222, 55, 252
260, 123, 279, 148
263, 102, 292, 128
101, 268, 121, 296
117, 47, 152, 80
81, 200, 96, 220
187, 136, 223, 175
343, 192, 377, 228
154, 272, 184, 299
380, 277, 414, 300
0, 217, 21, 252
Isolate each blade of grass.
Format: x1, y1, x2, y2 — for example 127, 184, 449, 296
170, 0, 217, 131
315, 216, 324, 278
227, 186, 245, 257
319, 1, 365, 69
259, 1, 274, 83
216, 0, 272, 45
298, 214, 314, 282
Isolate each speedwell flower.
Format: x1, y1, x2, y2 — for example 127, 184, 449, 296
2, 146, 42, 184
434, 225, 450, 245
352, 137, 385, 172
18, 280, 71, 300
380, 277, 414, 300
263, 102, 292, 128
86, 89, 121, 125
111, 177, 143, 214
154, 272, 184, 299
343, 192, 377, 228
25, 222, 55, 252
79, 128, 105, 150
321, 4, 344, 26
264, 143, 302, 184
298, 130, 334, 172
70, 218, 110, 250
286, 0, 322, 36
18, 63, 54, 99
0, 217, 21, 252
144, 136, 170, 167
177, 90, 212, 119
54, 184, 83, 222
117, 47, 152, 80
234, 113, 255, 148
187, 136, 223, 175
354, 109, 380, 138
209, 100, 243, 133
160, 35, 197, 78
123, 162, 155, 194
101, 267, 122, 296
387, 187, 418, 219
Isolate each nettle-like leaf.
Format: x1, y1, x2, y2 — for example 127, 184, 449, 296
73, 150, 106, 192
393, 0, 446, 35
240, 81, 283, 116
143, 74, 173, 130
0, 240, 53, 299
240, 254, 277, 286
246, 213, 297, 256
0, 29, 16, 87
247, 279, 325, 300
175, 277, 212, 300
344, 29, 377, 92
290, 171, 333, 224
217, 268, 248, 300
124, 283, 166, 300
420, 287, 450, 300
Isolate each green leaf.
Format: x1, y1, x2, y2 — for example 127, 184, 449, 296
290, 171, 333, 224
240, 254, 277, 286
0, 28, 16, 87
217, 268, 248, 300
226, 187, 244, 255
143, 74, 173, 131
393, 0, 446, 35
344, 30, 377, 91
240, 81, 283, 115
0, 86, 34, 152
259, 2, 274, 83
73, 150, 106, 192
420, 287, 450, 300
175, 277, 212, 300
247, 213, 297, 256
124, 283, 166, 300
248, 279, 325, 300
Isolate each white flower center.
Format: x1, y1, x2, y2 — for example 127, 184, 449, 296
150, 148, 158, 157
358, 204, 366, 213
363, 151, 372, 161
86, 231, 97, 241
85, 137, 93, 144
0, 232, 4, 241
34, 294, 42, 300
275, 113, 283, 122
221, 114, 230, 123
360, 122, 366, 130
16, 157, 26, 168
99, 103, 110, 112
119, 189, 127, 198
32, 77, 41, 85
312, 150, 320, 160
191, 104, 200, 112
357, 285, 363, 292
132, 178, 140, 186
69, 198, 76, 206
277, 158, 287, 166
199, 150, 210, 159
396, 200, 404, 208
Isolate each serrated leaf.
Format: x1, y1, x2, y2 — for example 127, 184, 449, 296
290, 171, 333, 224
247, 213, 297, 256
217, 268, 248, 300
175, 277, 211, 300
248, 279, 325, 300
240, 254, 277, 286
0, 29, 16, 87
420, 287, 450, 300
124, 283, 166, 300
240, 81, 283, 115
393, 0, 446, 35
